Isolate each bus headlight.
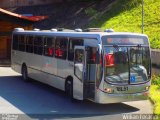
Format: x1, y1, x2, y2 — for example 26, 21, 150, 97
104, 88, 114, 93
145, 86, 150, 91
103, 82, 114, 93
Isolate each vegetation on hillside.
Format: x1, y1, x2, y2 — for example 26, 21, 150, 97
150, 75, 160, 117
88, 0, 160, 49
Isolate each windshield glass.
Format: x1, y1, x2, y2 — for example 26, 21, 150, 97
129, 46, 150, 83
104, 46, 151, 84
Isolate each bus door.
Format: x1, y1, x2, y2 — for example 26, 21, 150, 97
74, 46, 97, 100
74, 46, 86, 100
84, 46, 98, 100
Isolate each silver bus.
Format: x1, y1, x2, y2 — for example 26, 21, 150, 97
11, 28, 151, 104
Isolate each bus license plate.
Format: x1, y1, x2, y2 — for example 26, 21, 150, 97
117, 86, 128, 91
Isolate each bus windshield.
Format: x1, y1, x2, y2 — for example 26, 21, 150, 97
103, 45, 151, 85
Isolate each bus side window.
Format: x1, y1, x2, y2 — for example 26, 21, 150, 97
13, 35, 19, 50
26, 36, 34, 53
55, 37, 68, 59
44, 37, 55, 57
18, 35, 26, 52
68, 38, 83, 61
34, 36, 43, 55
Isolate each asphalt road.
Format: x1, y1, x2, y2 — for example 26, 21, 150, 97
0, 67, 153, 120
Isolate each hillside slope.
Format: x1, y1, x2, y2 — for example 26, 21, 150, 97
13, 0, 114, 29
88, 0, 160, 49
13, 0, 159, 48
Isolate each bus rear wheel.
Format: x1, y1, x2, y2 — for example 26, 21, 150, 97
65, 80, 74, 100
22, 65, 29, 82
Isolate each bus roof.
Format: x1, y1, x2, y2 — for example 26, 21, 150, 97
13, 29, 148, 37
13, 29, 148, 44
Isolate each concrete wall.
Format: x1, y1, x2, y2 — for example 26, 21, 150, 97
151, 49, 160, 66
0, 0, 63, 8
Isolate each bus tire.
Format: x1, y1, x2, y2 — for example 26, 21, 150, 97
22, 65, 29, 82
65, 79, 74, 100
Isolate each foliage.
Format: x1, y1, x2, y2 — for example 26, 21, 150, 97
85, 7, 97, 17
88, 0, 160, 49
152, 75, 160, 87
150, 76, 160, 117
150, 85, 160, 116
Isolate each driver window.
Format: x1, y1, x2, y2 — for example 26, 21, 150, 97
75, 49, 84, 63
74, 49, 84, 81
68, 38, 83, 61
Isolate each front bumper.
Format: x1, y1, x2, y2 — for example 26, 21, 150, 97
95, 89, 149, 104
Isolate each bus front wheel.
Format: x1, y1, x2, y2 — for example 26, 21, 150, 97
65, 80, 74, 100
22, 65, 29, 82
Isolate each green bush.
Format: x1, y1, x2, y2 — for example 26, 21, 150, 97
152, 75, 160, 86
150, 76, 160, 116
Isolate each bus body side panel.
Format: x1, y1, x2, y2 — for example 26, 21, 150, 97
73, 75, 84, 100
67, 60, 84, 100
56, 59, 70, 90
11, 50, 21, 74
42, 57, 57, 75
12, 51, 29, 74
24, 53, 43, 82
41, 57, 66, 91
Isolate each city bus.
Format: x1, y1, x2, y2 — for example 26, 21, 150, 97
11, 28, 151, 104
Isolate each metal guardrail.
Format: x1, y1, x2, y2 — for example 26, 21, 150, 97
151, 49, 160, 66
151, 49, 160, 75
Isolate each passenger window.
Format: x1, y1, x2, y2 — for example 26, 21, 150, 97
26, 36, 34, 53
19, 35, 26, 52
68, 38, 83, 61
34, 36, 43, 55
55, 37, 68, 59
44, 37, 55, 57
13, 35, 19, 50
